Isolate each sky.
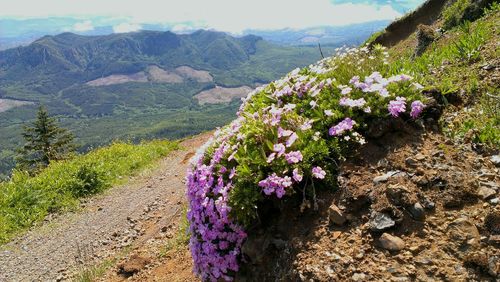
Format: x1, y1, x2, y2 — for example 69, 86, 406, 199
0, 0, 424, 33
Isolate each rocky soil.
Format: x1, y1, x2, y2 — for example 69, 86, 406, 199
0, 134, 209, 282
238, 124, 500, 281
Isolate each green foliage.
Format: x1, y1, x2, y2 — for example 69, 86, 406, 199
484, 1, 500, 15
363, 30, 384, 46
442, 0, 472, 30
0, 140, 178, 244
16, 106, 77, 174
445, 91, 500, 147
387, 6, 499, 149
451, 21, 487, 62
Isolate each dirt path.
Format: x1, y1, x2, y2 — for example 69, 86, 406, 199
0, 133, 210, 282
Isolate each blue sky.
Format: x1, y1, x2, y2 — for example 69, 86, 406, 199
0, 0, 425, 33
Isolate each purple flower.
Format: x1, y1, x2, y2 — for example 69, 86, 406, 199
378, 88, 389, 97
312, 166, 326, 179
266, 153, 276, 163
329, 118, 356, 136
293, 168, 303, 182
278, 127, 293, 137
273, 143, 286, 156
229, 167, 236, 179
286, 132, 298, 147
341, 87, 352, 95
285, 151, 303, 164
410, 100, 425, 118
388, 97, 407, 117
258, 173, 293, 198
339, 97, 366, 108
349, 76, 360, 84
300, 120, 313, 131
324, 109, 333, 116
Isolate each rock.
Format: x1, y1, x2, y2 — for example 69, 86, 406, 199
118, 254, 151, 277
408, 202, 425, 221
373, 171, 404, 184
490, 198, 499, 205
447, 218, 480, 246
485, 212, 500, 235
386, 185, 414, 206
478, 187, 496, 200
405, 157, 418, 167
489, 235, 500, 245
370, 212, 395, 232
491, 155, 500, 167
415, 153, 426, 161
489, 256, 500, 277
379, 233, 405, 251
352, 273, 367, 281
328, 204, 346, 226
421, 198, 435, 210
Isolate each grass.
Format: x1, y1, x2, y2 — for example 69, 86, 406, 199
159, 205, 190, 257
442, 0, 471, 30
386, 4, 499, 149
75, 257, 118, 282
0, 140, 178, 244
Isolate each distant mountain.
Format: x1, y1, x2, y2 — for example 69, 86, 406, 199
0, 30, 262, 92
0, 17, 388, 49
245, 20, 390, 46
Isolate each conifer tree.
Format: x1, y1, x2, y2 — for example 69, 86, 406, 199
16, 106, 76, 173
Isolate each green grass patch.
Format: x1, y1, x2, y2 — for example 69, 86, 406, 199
442, 0, 472, 30
0, 140, 178, 244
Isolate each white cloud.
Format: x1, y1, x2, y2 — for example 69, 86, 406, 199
0, 0, 403, 32
73, 20, 94, 32
113, 22, 142, 33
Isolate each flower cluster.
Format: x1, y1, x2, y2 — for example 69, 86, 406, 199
186, 44, 427, 280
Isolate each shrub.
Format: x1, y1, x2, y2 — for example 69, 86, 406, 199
186, 45, 427, 280
415, 24, 437, 57
442, 0, 472, 30
0, 140, 178, 243
451, 21, 487, 63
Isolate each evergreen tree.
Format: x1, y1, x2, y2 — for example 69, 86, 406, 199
16, 106, 77, 173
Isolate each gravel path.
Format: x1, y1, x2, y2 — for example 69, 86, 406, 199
0, 133, 210, 282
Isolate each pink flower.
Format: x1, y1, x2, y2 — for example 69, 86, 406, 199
229, 167, 236, 179
339, 97, 366, 108
329, 118, 356, 136
278, 127, 293, 138
285, 151, 303, 164
378, 88, 389, 97
300, 120, 313, 131
273, 143, 286, 156
341, 87, 352, 95
410, 100, 425, 118
267, 153, 276, 163
286, 132, 298, 147
283, 103, 296, 111
388, 97, 407, 117
312, 166, 326, 179
293, 168, 303, 182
